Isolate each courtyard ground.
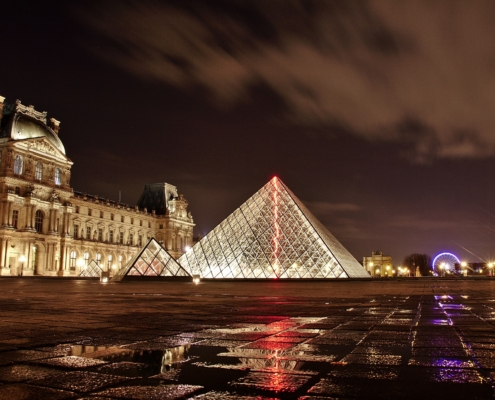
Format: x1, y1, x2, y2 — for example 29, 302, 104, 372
0, 277, 494, 399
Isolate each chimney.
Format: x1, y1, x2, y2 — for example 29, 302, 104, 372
49, 118, 60, 135
0, 96, 5, 125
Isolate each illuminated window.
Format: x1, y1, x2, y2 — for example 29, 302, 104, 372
84, 251, 89, 266
96, 253, 101, 265
35, 162, 42, 180
32, 246, 37, 269
129, 233, 134, 245
109, 230, 114, 243
119, 254, 123, 268
86, 226, 91, 239
98, 229, 103, 242
119, 231, 124, 244
107, 254, 112, 269
11, 210, 18, 229
54, 168, 61, 185
34, 210, 43, 233
14, 155, 23, 175
70, 251, 76, 270
73, 224, 79, 239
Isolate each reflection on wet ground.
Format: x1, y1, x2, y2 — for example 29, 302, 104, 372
1, 280, 495, 398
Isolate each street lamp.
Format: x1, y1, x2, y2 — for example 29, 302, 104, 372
439, 263, 445, 277
375, 268, 380, 277
488, 262, 494, 276
18, 255, 26, 277
386, 265, 390, 277
461, 262, 467, 276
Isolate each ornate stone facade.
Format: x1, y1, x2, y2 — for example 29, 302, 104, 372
363, 250, 394, 277
0, 97, 194, 277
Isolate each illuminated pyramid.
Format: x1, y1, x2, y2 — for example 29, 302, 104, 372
178, 177, 369, 279
112, 238, 191, 281
79, 260, 103, 277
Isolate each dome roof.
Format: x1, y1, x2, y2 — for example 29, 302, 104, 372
12, 114, 65, 154
1, 100, 66, 155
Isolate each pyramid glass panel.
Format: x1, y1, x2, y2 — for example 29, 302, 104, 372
178, 177, 369, 279
79, 260, 104, 277
112, 238, 191, 281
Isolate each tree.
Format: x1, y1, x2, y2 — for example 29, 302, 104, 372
403, 253, 432, 276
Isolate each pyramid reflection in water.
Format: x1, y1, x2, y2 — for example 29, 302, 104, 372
113, 238, 191, 281
178, 177, 369, 279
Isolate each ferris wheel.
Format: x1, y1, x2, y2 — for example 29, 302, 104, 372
432, 252, 460, 272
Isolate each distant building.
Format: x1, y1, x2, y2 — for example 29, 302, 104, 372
363, 251, 393, 277
0, 96, 194, 277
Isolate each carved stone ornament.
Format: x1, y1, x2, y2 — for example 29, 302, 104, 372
50, 191, 59, 202
15, 100, 47, 123
32, 139, 57, 156
6, 149, 13, 169
25, 155, 33, 175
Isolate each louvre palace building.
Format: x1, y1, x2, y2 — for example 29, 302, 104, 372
0, 96, 194, 277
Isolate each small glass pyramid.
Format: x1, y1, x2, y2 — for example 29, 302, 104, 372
178, 177, 369, 279
79, 260, 104, 277
112, 238, 191, 281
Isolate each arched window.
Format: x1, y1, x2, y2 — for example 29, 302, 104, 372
96, 253, 102, 265
14, 155, 23, 175
119, 255, 123, 268
54, 168, 61, 185
35, 162, 43, 180
107, 254, 113, 270
84, 251, 90, 266
34, 210, 43, 233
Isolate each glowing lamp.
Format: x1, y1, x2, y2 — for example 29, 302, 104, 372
461, 262, 467, 267
193, 274, 201, 285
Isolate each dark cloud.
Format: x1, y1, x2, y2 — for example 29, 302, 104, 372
81, 0, 495, 161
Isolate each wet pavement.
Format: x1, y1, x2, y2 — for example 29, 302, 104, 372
0, 278, 495, 399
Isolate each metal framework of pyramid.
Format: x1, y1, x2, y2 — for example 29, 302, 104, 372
178, 177, 369, 279
112, 238, 191, 281
79, 260, 104, 277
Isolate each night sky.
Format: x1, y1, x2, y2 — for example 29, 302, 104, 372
2, 1, 495, 265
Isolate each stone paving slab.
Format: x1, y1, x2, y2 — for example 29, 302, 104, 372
1, 278, 495, 399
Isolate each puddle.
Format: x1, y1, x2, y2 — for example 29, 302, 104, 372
230, 370, 312, 393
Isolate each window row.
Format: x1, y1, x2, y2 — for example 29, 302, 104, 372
69, 251, 126, 270
74, 206, 151, 226
13, 155, 62, 185
72, 223, 147, 246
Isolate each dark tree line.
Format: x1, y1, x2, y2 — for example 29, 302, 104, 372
403, 253, 432, 276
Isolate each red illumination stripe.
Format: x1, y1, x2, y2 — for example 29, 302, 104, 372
272, 178, 280, 276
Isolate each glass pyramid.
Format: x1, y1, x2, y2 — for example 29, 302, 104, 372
112, 238, 191, 281
79, 260, 104, 278
178, 177, 369, 279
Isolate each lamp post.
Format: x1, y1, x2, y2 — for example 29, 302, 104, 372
488, 262, 493, 277
18, 255, 26, 277
461, 262, 467, 277
375, 268, 380, 278
386, 265, 390, 277
439, 263, 445, 277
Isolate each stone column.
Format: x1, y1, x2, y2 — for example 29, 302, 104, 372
31, 205, 36, 230
57, 243, 69, 276
4, 201, 12, 227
